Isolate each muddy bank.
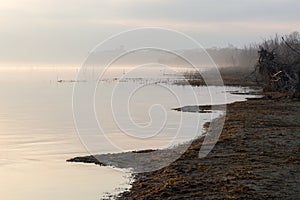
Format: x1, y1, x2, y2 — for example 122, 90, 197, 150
68, 93, 300, 199
67, 145, 192, 173
172, 104, 226, 113
115, 95, 300, 199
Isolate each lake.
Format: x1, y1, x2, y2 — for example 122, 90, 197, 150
0, 67, 257, 199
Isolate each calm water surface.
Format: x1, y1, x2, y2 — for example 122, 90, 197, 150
0, 68, 257, 200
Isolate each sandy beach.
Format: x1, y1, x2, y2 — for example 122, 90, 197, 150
69, 92, 300, 199
117, 94, 300, 199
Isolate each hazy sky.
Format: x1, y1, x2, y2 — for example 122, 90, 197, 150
0, 0, 299, 66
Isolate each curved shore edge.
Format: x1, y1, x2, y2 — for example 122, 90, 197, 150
68, 93, 300, 199
117, 94, 300, 199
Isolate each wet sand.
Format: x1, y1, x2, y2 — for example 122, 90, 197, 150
68, 92, 300, 199
117, 94, 300, 199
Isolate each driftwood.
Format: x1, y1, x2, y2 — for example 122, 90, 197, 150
254, 33, 300, 98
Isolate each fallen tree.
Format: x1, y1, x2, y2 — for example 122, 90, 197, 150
254, 32, 300, 98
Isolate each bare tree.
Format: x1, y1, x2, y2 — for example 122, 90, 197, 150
255, 32, 300, 98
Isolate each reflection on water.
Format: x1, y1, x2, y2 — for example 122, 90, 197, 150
0, 162, 131, 200
0, 68, 257, 199
0, 68, 132, 200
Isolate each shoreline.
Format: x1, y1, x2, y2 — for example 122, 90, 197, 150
67, 90, 300, 199
116, 94, 300, 199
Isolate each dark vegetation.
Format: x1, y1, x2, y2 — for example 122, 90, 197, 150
185, 31, 300, 97
254, 32, 300, 98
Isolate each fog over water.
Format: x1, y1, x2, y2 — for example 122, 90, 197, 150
0, 67, 258, 199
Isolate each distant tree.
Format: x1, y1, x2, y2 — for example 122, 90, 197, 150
255, 32, 300, 98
